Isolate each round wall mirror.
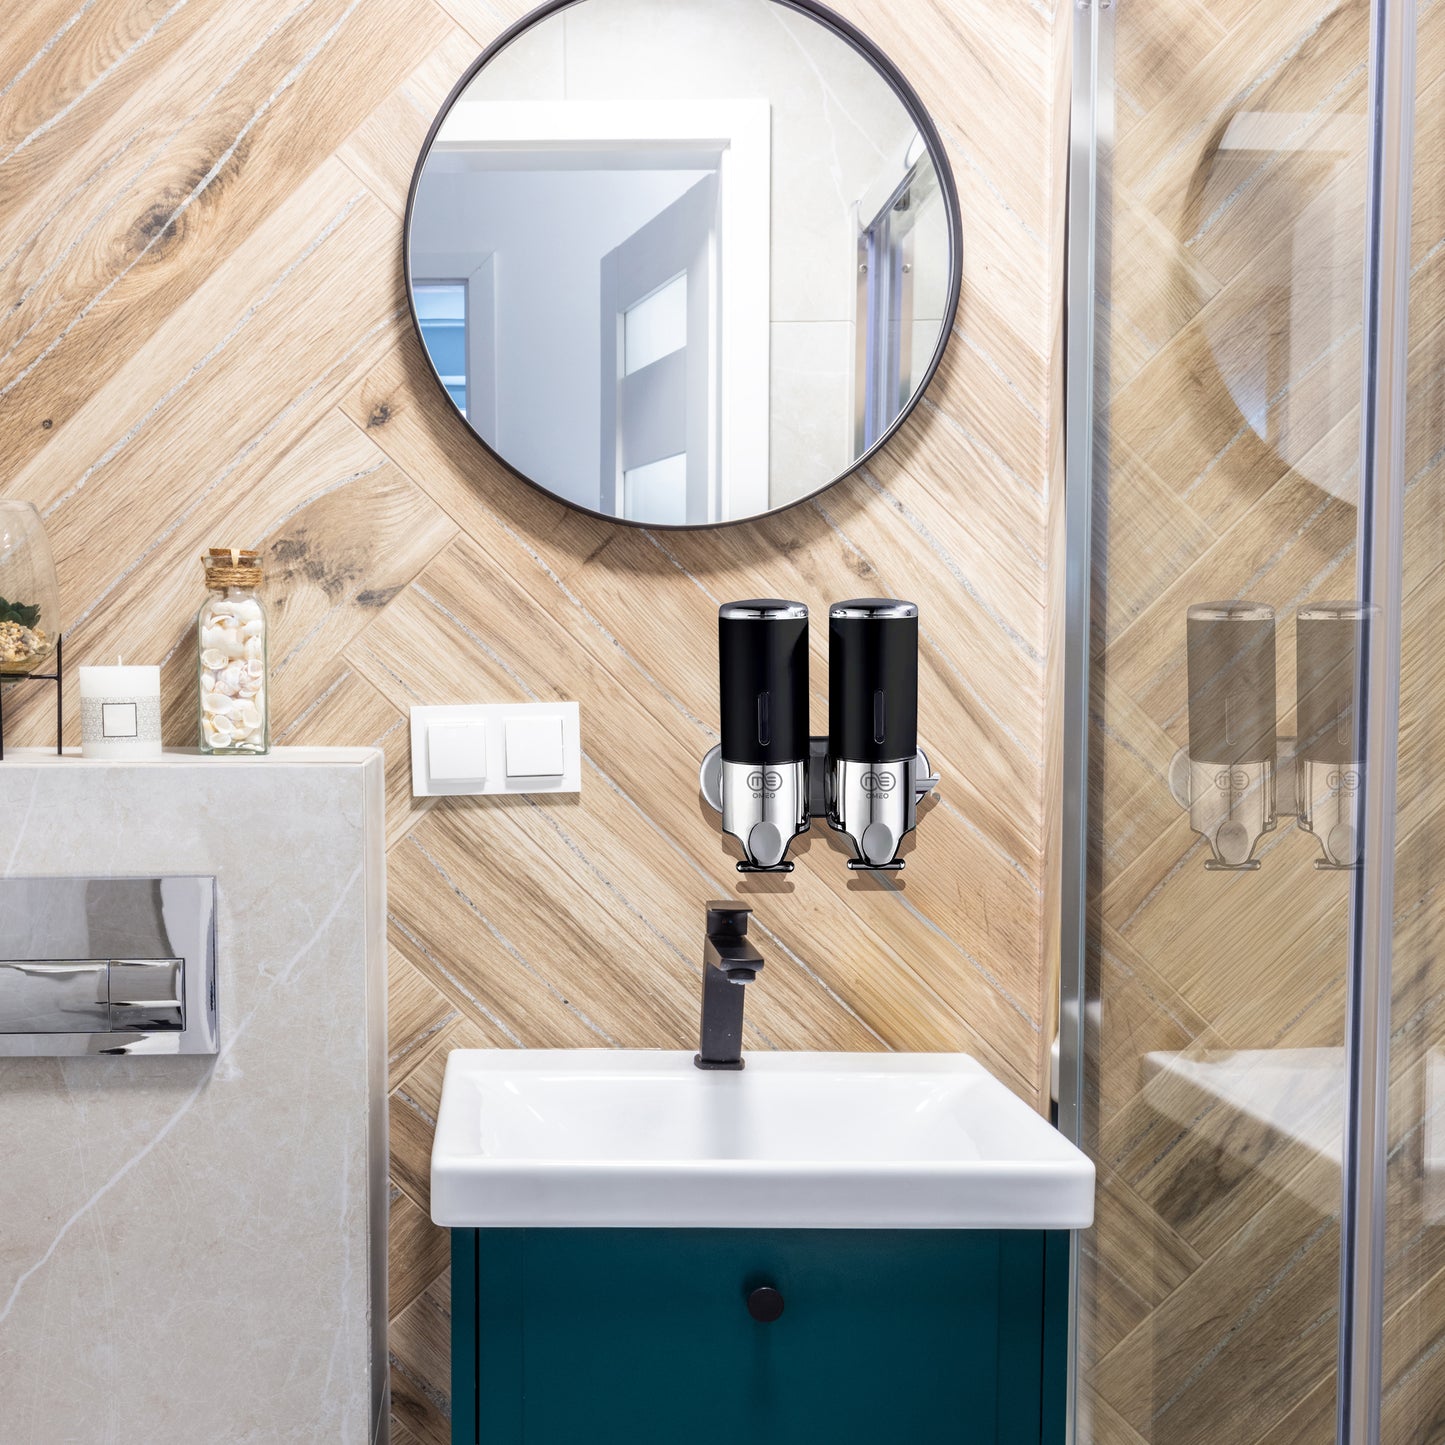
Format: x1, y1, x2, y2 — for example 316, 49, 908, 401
405, 0, 961, 529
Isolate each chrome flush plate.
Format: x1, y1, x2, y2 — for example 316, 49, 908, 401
0, 876, 217, 1056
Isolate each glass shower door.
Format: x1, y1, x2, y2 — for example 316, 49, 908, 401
1381, 8, 1445, 1437
1065, 0, 1383, 1440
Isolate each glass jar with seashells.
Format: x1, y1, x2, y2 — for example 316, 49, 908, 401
0, 501, 61, 679
197, 548, 269, 755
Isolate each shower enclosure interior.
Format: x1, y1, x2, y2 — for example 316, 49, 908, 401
1061, 0, 1444, 1441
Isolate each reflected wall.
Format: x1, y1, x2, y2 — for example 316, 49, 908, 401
1382, 7, 1445, 1438
1079, 1, 1375, 1439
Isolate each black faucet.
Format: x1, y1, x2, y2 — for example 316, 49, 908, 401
694, 901, 764, 1070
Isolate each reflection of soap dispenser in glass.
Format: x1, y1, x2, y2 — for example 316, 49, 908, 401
826, 598, 920, 869
716, 600, 810, 872
1177, 601, 1278, 869
1296, 602, 1373, 869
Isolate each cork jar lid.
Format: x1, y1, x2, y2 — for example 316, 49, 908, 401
202, 547, 263, 589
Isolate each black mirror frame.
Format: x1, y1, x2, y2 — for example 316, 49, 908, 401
402, 0, 963, 531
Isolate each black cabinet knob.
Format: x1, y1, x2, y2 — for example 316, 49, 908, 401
747, 1285, 785, 1323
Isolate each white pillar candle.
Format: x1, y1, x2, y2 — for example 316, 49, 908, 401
79, 661, 162, 759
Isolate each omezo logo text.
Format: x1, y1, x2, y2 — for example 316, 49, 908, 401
1208, 768, 1254, 791
1328, 769, 1360, 792
1213, 768, 1250, 792
748, 769, 783, 797
861, 770, 897, 796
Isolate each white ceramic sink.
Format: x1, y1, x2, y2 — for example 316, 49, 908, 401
430, 1050, 1095, 1229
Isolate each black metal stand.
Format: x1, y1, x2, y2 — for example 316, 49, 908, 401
0, 634, 63, 761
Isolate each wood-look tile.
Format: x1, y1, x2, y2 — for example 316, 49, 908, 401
1381, 1262, 1445, 1445
1084, 1390, 1152, 1445
1114, 0, 1226, 119
388, 1414, 427, 1445
389, 1187, 451, 1319
1078, 1235, 1154, 1370
272, 662, 426, 850
431, 0, 515, 46
1116, 0, 1349, 213
389, 1272, 452, 1445
1095, 445, 1218, 648
1093, 1155, 1341, 1444
1088, 928, 1208, 1121
1249, 1375, 1335, 1445
336, 31, 481, 214
1, 0, 451, 473
386, 949, 458, 1092
1091, 1166, 1202, 1311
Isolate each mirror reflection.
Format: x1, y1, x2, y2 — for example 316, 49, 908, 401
407, 0, 958, 527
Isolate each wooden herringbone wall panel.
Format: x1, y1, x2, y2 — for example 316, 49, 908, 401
0, 2, 1067, 1437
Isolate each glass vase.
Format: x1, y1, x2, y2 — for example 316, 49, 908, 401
0, 501, 61, 678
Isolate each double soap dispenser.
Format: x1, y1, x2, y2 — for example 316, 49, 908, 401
699, 597, 937, 873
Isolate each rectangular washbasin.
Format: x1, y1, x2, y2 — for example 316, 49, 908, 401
431, 1050, 1095, 1230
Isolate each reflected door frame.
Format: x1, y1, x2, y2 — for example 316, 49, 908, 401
432, 99, 771, 523
410, 256, 498, 437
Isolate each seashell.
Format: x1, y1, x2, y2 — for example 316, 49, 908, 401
203, 715, 235, 746
234, 599, 262, 624
235, 701, 261, 731
241, 619, 264, 642
200, 625, 230, 652
244, 637, 263, 661
237, 683, 258, 700
201, 690, 234, 716
244, 659, 264, 681
200, 648, 228, 671
220, 663, 243, 694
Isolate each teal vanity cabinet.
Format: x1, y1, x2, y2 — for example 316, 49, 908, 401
450, 1227, 1071, 1444
432, 1050, 1093, 1445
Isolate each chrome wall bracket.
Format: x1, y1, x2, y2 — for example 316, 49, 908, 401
0, 876, 217, 1056
699, 736, 939, 873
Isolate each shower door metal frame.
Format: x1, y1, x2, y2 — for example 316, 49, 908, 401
1058, 1, 1420, 1442
1058, 1, 1111, 1441
1338, 0, 1416, 1440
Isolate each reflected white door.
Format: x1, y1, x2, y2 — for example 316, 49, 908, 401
600, 173, 718, 525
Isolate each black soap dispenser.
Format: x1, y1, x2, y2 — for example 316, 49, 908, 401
716, 599, 810, 871
826, 598, 921, 869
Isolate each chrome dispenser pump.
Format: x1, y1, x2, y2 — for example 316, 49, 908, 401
827, 599, 922, 869
711, 600, 810, 872
1170, 601, 1279, 869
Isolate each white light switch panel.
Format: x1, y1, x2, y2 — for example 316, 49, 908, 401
427, 721, 488, 782
410, 703, 581, 798
505, 715, 565, 778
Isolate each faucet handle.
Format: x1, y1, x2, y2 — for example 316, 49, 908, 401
705, 900, 753, 936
